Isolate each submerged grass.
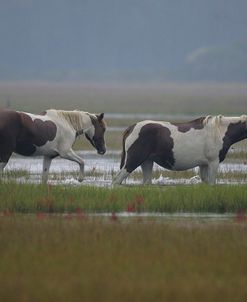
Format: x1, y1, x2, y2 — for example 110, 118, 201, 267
1, 181, 247, 214
1, 216, 247, 302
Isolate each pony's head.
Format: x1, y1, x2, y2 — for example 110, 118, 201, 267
85, 113, 106, 155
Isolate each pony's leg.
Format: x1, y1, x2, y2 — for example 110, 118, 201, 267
112, 168, 130, 185
59, 149, 85, 182
42, 156, 52, 184
141, 160, 154, 184
207, 160, 219, 185
0, 150, 12, 175
200, 161, 219, 184
113, 152, 150, 185
0, 162, 8, 173
199, 165, 208, 183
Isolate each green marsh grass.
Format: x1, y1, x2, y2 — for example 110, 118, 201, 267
1, 216, 247, 302
1, 169, 29, 179
1, 182, 247, 214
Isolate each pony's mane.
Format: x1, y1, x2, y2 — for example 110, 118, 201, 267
202, 115, 223, 126
173, 116, 207, 125
55, 110, 91, 131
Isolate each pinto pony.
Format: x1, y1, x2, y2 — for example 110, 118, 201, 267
113, 115, 247, 185
0, 109, 106, 183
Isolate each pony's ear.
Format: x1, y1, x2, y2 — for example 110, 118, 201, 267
98, 113, 104, 120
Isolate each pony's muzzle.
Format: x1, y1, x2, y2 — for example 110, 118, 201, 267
98, 149, 106, 155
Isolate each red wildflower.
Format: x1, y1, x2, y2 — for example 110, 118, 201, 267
126, 194, 145, 213
76, 207, 86, 220
135, 194, 145, 205
64, 213, 72, 220
36, 212, 45, 220
127, 203, 136, 213
110, 212, 118, 222
236, 208, 247, 223
3, 209, 14, 217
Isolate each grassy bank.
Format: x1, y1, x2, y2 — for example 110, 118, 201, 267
0, 216, 247, 302
1, 182, 247, 214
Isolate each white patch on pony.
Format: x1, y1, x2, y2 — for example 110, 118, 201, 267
171, 116, 223, 170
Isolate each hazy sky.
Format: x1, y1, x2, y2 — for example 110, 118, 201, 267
0, 0, 246, 81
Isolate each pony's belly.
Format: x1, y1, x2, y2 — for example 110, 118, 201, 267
172, 142, 208, 170
172, 156, 208, 171
153, 149, 207, 171
33, 145, 58, 157
15, 141, 58, 157
32, 147, 46, 156
15, 141, 36, 156
172, 161, 200, 171
154, 159, 201, 171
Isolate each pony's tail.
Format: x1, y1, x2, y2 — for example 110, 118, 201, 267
120, 124, 136, 169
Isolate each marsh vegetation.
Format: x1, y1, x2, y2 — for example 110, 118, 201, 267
1, 216, 247, 302
1, 82, 247, 301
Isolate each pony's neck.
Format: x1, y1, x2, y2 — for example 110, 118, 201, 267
220, 117, 247, 145
219, 116, 247, 162
56, 110, 93, 134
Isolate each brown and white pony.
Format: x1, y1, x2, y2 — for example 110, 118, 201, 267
113, 115, 247, 185
0, 109, 106, 183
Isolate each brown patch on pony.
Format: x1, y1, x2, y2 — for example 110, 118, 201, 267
0, 110, 22, 162
19, 113, 57, 146
124, 123, 175, 173
171, 117, 206, 133
13, 113, 57, 156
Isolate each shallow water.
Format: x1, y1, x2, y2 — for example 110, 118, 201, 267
91, 212, 240, 225
3, 151, 247, 186
47, 212, 237, 223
